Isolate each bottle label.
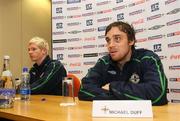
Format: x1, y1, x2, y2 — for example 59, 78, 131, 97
20, 89, 31, 95
2, 70, 12, 77
0, 88, 15, 108
22, 73, 30, 83
0, 88, 16, 96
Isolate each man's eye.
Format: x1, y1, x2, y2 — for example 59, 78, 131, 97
105, 38, 110, 43
29, 48, 37, 51
114, 37, 120, 42
32, 48, 37, 51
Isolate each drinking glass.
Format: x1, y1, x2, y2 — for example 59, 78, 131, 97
60, 77, 76, 106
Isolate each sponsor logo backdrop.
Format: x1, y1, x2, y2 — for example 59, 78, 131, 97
52, 0, 180, 103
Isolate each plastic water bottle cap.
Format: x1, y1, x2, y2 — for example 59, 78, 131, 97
23, 67, 28, 72
4, 55, 10, 59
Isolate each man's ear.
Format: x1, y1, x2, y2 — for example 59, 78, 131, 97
42, 48, 47, 55
129, 40, 135, 46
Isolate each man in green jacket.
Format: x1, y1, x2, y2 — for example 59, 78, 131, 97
78, 21, 168, 105
28, 37, 67, 95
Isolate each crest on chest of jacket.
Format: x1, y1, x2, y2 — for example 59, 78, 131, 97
129, 73, 140, 84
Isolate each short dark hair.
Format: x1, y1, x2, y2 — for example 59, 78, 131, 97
105, 21, 136, 48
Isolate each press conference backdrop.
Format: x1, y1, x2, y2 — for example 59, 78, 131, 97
51, 0, 180, 103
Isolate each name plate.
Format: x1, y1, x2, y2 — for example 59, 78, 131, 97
92, 100, 153, 118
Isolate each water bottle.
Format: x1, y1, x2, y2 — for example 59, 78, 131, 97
20, 67, 31, 101
0, 55, 15, 108
1, 55, 13, 88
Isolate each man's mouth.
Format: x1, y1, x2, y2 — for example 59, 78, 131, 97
110, 50, 117, 55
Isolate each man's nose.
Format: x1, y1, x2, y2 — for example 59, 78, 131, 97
28, 50, 33, 54
108, 40, 115, 47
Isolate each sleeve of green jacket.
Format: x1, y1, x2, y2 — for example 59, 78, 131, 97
78, 58, 116, 100
30, 61, 67, 95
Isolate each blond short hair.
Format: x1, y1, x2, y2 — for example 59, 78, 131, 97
29, 37, 49, 51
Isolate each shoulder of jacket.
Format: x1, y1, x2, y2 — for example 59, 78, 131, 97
29, 67, 35, 73
135, 49, 159, 60
97, 55, 110, 65
47, 60, 64, 68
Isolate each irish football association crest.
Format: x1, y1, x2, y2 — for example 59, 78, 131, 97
129, 73, 140, 84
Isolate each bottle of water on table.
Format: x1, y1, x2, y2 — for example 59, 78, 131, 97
0, 55, 15, 108
20, 67, 31, 101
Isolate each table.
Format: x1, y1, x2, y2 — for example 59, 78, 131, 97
0, 95, 179, 121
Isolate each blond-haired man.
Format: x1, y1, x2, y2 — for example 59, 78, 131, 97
28, 37, 66, 95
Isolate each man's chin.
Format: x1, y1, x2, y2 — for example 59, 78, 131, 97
111, 57, 119, 61
111, 56, 122, 62
31, 59, 37, 62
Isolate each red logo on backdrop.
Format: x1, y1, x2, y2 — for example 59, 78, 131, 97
128, 0, 145, 7
69, 62, 81, 67
84, 37, 96, 41
97, 9, 112, 14
170, 54, 180, 60
131, 19, 144, 25
136, 38, 147, 43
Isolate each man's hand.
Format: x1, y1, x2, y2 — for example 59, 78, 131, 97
102, 83, 110, 90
